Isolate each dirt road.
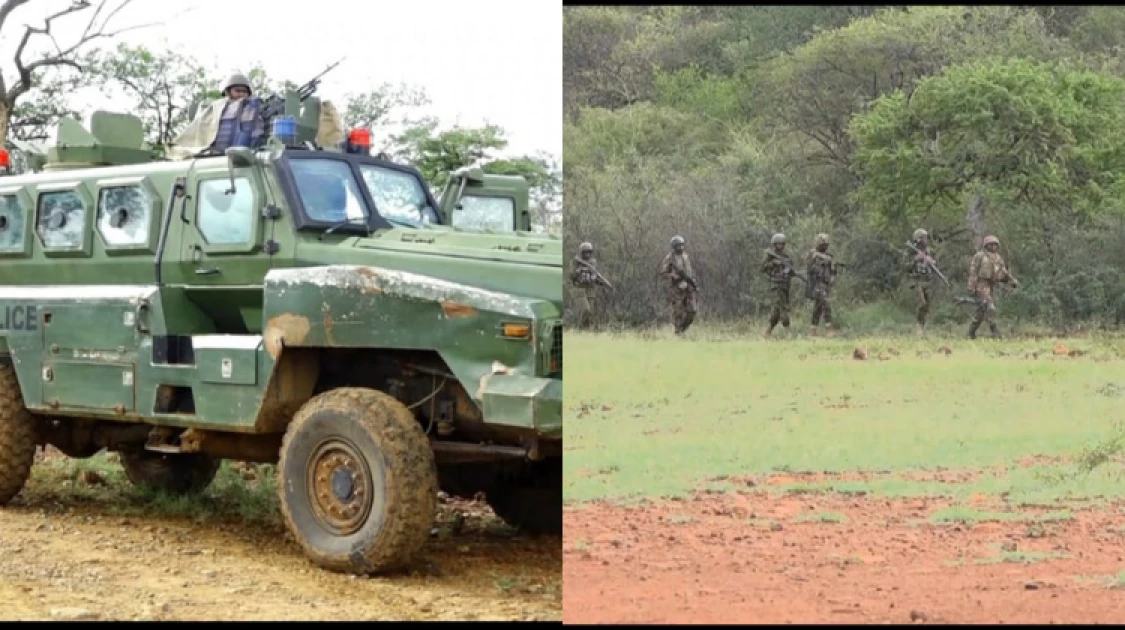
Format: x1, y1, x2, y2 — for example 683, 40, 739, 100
0, 449, 560, 621
564, 472, 1125, 624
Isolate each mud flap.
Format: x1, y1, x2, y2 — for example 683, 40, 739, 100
478, 373, 561, 439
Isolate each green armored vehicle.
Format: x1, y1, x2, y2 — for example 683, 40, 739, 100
437, 165, 533, 232
0, 93, 563, 575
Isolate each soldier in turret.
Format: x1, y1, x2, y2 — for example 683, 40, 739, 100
762, 233, 795, 338
570, 242, 611, 330
209, 72, 265, 152
660, 235, 698, 335
967, 235, 1019, 339
902, 228, 937, 334
804, 233, 837, 337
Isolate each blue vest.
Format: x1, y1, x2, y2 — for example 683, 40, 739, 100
211, 97, 264, 152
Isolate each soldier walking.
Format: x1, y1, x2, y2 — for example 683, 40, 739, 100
762, 233, 796, 338
967, 235, 1019, 339
804, 233, 837, 337
659, 235, 698, 335
570, 242, 611, 330
903, 228, 938, 334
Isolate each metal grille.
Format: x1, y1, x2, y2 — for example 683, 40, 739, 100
549, 323, 563, 375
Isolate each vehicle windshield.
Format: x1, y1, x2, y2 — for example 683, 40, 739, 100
358, 164, 440, 228
452, 195, 515, 231
289, 159, 368, 224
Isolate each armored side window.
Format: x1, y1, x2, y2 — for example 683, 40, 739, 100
0, 194, 26, 253
36, 190, 86, 249
453, 195, 515, 231
97, 185, 152, 246
197, 177, 254, 245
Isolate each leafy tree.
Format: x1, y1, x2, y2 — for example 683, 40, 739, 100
849, 58, 1125, 261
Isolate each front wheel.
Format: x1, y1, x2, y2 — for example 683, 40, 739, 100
277, 388, 438, 575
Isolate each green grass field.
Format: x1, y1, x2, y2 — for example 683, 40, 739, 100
565, 326, 1125, 507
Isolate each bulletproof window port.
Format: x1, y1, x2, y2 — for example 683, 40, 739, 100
97, 185, 153, 247
36, 190, 86, 249
0, 194, 21, 254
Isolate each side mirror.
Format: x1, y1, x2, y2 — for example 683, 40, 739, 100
224, 147, 258, 195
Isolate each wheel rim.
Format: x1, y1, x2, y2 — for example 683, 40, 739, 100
306, 439, 374, 536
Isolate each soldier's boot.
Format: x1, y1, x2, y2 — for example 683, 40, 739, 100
781, 318, 791, 337
989, 323, 1000, 338
968, 321, 981, 339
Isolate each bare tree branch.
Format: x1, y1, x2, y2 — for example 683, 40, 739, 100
5, 0, 159, 106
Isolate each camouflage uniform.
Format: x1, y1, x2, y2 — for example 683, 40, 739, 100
660, 235, 698, 334
967, 235, 1019, 339
570, 242, 608, 329
902, 228, 937, 331
762, 233, 794, 336
804, 233, 836, 336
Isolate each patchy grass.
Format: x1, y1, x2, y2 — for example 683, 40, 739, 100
793, 511, 847, 524
25, 450, 282, 529
974, 543, 1068, 565
565, 329, 1125, 504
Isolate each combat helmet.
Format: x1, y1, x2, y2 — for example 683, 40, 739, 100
579, 242, 593, 253
982, 235, 999, 247
222, 72, 252, 97
771, 233, 786, 245
670, 235, 685, 247
912, 228, 928, 242
814, 233, 829, 247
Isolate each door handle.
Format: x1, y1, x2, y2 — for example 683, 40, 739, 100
195, 268, 221, 276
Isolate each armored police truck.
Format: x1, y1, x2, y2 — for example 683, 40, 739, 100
0, 93, 562, 576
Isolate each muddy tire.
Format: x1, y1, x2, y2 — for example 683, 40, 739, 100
0, 363, 36, 506
277, 388, 437, 575
121, 451, 220, 495
486, 458, 562, 536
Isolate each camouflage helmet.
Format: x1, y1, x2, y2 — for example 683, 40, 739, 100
579, 241, 593, 253
670, 235, 685, 247
982, 235, 1000, 247
912, 228, 928, 241
771, 233, 786, 245
814, 233, 829, 247
222, 72, 252, 97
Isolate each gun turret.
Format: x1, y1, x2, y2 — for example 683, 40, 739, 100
259, 57, 346, 148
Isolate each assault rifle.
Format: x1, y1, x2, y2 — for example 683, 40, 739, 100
572, 256, 615, 290
905, 241, 952, 288
766, 250, 806, 283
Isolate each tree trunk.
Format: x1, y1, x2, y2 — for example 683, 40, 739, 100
965, 193, 986, 249
0, 104, 9, 147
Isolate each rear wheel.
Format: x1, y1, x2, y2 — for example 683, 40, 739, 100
277, 388, 437, 575
0, 363, 36, 505
121, 451, 220, 495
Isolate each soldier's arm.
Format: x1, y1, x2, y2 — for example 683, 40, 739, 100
659, 255, 675, 280
761, 251, 774, 274
968, 253, 981, 292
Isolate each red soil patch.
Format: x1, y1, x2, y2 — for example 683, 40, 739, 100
563, 490, 1125, 624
